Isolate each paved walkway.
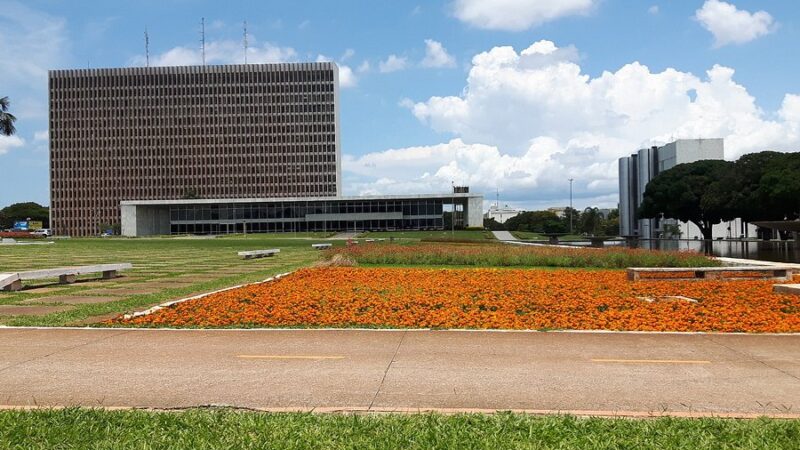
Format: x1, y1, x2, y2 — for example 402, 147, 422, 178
1, 328, 798, 416
491, 231, 517, 241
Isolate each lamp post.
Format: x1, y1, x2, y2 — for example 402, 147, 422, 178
568, 178, 574, 234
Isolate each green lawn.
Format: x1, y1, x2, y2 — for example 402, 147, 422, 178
0, 235, 332, 326
358, 230, 494, 241
1, 409, 797, 449
510, 231, 589, 241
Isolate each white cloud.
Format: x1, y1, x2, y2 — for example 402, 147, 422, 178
130, 39, 297, 67
344, 40, 800, 208
648, 5, 659, 15
694, 0, 776, 47
421, 39, 457, 68
316, 54, 357, 89
341, 48, 355, 61
357, 61, 371, 73
0, 135, 25, 156
33, 130, 48, 142
379, 55, 409, 73
451, 0, 596, 31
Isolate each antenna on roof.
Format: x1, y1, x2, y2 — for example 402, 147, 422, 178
144, 27, 150, 67
200, 18, 206, 65
496, 187, 499, 208
243, 20, 248, 64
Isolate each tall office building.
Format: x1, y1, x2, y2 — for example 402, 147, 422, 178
618, 139, 724, 239
49, 62, 341, 236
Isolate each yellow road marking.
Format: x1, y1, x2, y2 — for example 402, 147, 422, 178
591, 359, 711, 364
236, 355, 345, 360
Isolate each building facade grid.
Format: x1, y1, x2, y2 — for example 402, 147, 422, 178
49, 62, 341, 236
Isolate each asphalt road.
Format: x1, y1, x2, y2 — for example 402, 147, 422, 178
1, 328, 799, 417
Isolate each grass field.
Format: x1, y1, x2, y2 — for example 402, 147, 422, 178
358, 230, 494, 241
329, 242, 717, 268
510, 231, 590, 241
1, 409, 798, 449
0, 235, 330, 326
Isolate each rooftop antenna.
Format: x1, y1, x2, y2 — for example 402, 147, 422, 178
496, 188, 499, 208
200, 18, 206, 65
243, 20, 248, 64
144, 27, 150, 67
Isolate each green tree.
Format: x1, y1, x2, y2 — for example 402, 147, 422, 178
600, 209, 619, 236
579, 207, 603, 235
639, 160, 735, 240
0, 97, 17, 136
0, 202, 50, 229
504, 211, 562, 233
483, 217, 505, 231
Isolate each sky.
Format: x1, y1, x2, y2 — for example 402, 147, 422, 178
1, 0, 799, 211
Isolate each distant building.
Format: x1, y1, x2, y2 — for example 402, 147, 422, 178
547, 207, 567, 218
484, 204, 524, 223
618, 138, 755, 239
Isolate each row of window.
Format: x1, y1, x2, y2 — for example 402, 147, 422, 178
170, 219, 444, 235
50, 68, 336, 89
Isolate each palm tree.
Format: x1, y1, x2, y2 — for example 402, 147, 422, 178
0, 96, 17, 136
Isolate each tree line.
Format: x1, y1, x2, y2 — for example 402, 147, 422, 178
486, 207, 619, 236
640, 151, 800, 239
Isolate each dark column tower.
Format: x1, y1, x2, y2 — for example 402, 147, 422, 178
49, 62, 341, 236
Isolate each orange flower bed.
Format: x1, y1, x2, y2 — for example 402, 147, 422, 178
112, 268, 800, 333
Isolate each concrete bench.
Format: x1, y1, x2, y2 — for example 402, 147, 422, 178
1, 263, 133, 292
774, 284, 800, 295
627, 266, 794, 281
311, 243, 332, 250
238, 249, 280, 259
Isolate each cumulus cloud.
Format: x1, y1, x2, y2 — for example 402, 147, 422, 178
421, 39, 457, 68
129, 39, 297, 67
0, 135, 25, 156
694, 0, 776, 47
451, 0, 596, 31
379, 55, 408, 73
344, 40, 800, 209
316, 54, 357, 88
648, 5, 659, 15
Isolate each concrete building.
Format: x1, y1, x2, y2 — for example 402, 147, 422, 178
547, 207, 567, 218
49, 62, 341, 236
484, 204, 524, 223
121, 193, 484, 236
618, 138, 755, 240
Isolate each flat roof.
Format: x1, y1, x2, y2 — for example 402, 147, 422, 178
121, 193, 483, 206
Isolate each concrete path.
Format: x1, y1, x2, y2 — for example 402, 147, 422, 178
491, 231, 517, 241
1, 328, 799, 417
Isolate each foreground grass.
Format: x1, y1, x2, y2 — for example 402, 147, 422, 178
1, 409, 797, 449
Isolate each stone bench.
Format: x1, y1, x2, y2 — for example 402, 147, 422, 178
774, 284, 800, 295
627, 266, 794, 281
238, 249, 280, 259
1, 263, 133, 292
311, 243, 332, 250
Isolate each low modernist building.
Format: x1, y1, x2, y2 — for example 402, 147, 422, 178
121, 193, 484, 236
618, 138, 754, 239
484, 204, 524, 223
49, 62, 341, 236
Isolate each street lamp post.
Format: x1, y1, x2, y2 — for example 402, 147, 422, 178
568, 178, 574, 234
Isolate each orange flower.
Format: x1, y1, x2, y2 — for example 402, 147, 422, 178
110, 268, 800, 333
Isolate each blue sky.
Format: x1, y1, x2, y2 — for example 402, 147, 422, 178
2, 0, 799, 210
